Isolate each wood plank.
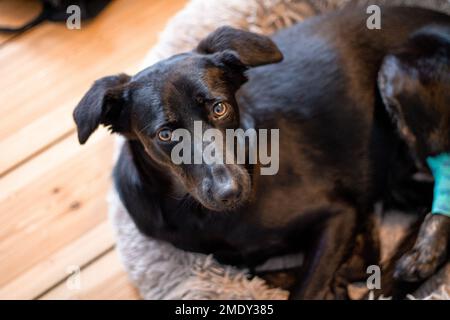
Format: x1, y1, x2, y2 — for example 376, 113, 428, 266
40, 249, 140, 300
0, 101, 76, 176
0, 0, 187, 175
0, 0, 187, 300
0, 129, 114, 288
0, 221, 114, 299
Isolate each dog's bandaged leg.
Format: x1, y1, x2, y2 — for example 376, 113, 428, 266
427, 153, 450, 217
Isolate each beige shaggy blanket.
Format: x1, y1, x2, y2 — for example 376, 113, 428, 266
109, 0, 450, 300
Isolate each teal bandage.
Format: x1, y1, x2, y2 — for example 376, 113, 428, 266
426, 153, 450, 217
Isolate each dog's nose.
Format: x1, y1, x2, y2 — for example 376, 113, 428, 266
211, 165, 241, 205
216, 182, 241, 204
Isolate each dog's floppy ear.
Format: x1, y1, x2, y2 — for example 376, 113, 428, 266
196, 26, 283, 67
378, 26, 450, 163
73, 73, 131, 144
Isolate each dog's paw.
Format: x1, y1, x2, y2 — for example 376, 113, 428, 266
394, 214, 449, 282
394, 247, 445, 282
324, 285, 348, 300
289, 280, 348, 300
322, 276, 349, 300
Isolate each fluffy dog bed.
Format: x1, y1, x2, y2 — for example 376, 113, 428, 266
109, 0, 450, 300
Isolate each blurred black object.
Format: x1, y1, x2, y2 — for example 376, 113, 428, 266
0, 0, 112, 33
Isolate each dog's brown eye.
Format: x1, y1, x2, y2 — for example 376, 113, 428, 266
213, 102, 228, 117
158, 128, 172, 142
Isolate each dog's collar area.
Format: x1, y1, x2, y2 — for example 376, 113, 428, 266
427, 153, 450, 217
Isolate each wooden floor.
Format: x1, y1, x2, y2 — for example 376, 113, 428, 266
0, 0, 187, 300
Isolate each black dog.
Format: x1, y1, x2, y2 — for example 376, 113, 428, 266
73, 7, 450, 299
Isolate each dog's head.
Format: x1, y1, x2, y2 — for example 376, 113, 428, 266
73, 26, 282, 211
379, 25, 450, 166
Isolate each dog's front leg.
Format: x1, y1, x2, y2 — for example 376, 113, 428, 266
395, 213, 450, 282
290, 205, 358, 300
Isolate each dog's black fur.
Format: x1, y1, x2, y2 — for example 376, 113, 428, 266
73, 7, 450, 299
